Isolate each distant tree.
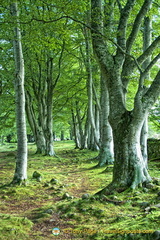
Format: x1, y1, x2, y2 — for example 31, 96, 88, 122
21, 2, 65, 155
149, 102, 160, 134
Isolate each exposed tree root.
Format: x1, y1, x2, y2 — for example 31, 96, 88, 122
10, 178, 27, 186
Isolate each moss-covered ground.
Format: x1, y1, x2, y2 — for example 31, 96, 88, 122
0, 141, 159, 240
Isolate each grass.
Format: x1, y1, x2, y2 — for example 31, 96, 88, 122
0, 140, 160, 240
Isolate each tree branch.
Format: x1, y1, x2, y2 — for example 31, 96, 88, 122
53, 41, 65, 89
143, 70, 160, 109
122, 35, 160, 86
137, 35, 160, 65
142, 53, 160, 78
126, 0, 152, 54
92, 82, 101, 112
116, 0, 136, 52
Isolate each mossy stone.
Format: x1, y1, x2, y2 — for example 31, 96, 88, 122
50, 178, 58, 184
62, 193, 70, 199
81, 193, 90, 199
151, 231, 160, 240
32, 171, 41, 178
139, 202, 150, 208
44, 209, 53, 214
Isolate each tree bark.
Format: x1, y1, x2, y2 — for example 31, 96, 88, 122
25, 39, 64, 155
91, 0, 160, 192
82, 24, 100, 149
75, 101, 86, 149
140, 16, 152, 165
97, 73, 114, 166
10, 2, 28, 184
71, 108, 81, 148
25, 91, 46, 154
110, 110, 151, 190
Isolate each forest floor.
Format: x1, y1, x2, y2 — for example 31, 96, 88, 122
0, 141, 160, 240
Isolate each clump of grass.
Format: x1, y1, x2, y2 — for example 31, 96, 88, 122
0, 214, 33, 240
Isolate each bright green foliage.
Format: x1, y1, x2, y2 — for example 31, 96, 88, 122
149, 101, 160, 134
0, 0, 159, 140
0, 29, 16, 137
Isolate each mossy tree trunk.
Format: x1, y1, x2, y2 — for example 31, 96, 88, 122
91, 0, 160, 192
140, 16, 152, 165
97, 73, 114, 166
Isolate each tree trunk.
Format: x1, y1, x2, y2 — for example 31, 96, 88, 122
61, 131, 64, 141
83, 25, 100, 150
25, 43, 64, 155
35, 129, 46, 154
25, 91, 46, 154
97, 73, 114, 166
91, 0, 160, 192
75, 101, 86, 149
140, 16, 152, 165
71, 108, 80, 148
10, 2, 28, 184
140, 118, 148, 166
109, 111, 151, 191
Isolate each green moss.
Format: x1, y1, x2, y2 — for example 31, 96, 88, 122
0, 214, 33, 240
0, 141, 159, 239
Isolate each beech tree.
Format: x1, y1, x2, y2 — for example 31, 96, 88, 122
20, 2, 66, 155
140, 16, 152, 165
10, 2, 28, 184
91, 0, 160, 192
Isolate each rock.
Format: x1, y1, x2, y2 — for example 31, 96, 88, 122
45, 209, 53, 214
50, 178, 58, 184
80, 208, 87, 212
143, 188, 148, 193
82, 193, 90, 199
90, 196, 96, 201
32, 171, 42, 181
97, 209, 104, 214
139, 202, 150, 208
67, 213, 76, 218
151, 231, 160, 240
127, 233, 135, 239
2, 195, 9, 199
144, 206, 151, 212
153, 203, 160, 208
152, 178, 160, 186
133, 191, 141, 196
146, 183, 155, 189
43, 183, 51, 187
56, 188, 63, 193
133, 196, 142, 201
98, 219, 106, 224
113, 196, 118, 200
49, 218, 57, 222
62, 193, 71, 199
32, 171, 41, 178
37, 176, 42, 182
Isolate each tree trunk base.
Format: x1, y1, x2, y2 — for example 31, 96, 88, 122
95, 182, 127, 196
10, 178, 27, 186
95, 175, 152, 196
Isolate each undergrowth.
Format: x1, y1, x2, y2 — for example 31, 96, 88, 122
0, 141, 159, 240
